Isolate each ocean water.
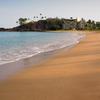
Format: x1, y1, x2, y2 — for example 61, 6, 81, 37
0, 32, 84, 65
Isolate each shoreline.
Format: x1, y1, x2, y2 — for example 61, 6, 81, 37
0, 40, 81, 81
0, 31, 84, 80
0, 31, 100, 100
0, 31, 82, 66
0, 45, 74, 81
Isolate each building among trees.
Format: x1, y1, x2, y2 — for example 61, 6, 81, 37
1, 16, 100, 31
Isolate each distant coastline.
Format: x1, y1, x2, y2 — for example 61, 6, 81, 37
0, 17, 100, 32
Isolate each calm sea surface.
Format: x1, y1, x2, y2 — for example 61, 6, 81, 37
0, 32, 83, 65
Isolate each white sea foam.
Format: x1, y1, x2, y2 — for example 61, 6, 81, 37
0, 32, 85, 66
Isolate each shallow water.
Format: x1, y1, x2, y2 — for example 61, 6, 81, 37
0, 31, 85, 80
0, 32, 83, 65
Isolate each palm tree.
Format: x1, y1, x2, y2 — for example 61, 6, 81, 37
41, 17, 44, 20
40, 13, 42, 16
17, 18, 27, 25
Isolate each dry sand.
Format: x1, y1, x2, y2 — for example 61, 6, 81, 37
0, 32, 100, 100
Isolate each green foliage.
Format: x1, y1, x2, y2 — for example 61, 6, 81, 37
16, 17, 100, 31
85, 20, 96, 30
96, 22, 100, 30
17, 18, 28, 26
46, 18, 63, 30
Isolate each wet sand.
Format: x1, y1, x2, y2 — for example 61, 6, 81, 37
0, 32, 100, 100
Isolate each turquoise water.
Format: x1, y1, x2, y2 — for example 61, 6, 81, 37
0, 32, 83, 65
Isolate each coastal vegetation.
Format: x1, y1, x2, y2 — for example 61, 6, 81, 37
0, 15, 100, 31
16, 18, 28, 26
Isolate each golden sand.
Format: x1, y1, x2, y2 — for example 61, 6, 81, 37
0, 32, 100, 100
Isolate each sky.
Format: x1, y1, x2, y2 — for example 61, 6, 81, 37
0, 0, 100, 28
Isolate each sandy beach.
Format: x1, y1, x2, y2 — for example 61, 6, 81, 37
0, 31, 100, 100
